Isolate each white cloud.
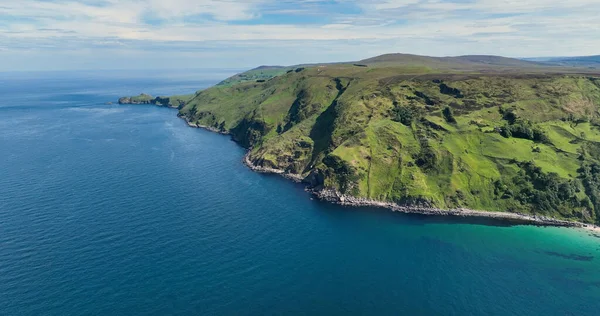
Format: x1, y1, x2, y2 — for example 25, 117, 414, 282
1, 0, 600, 71
370, 0, 421, 10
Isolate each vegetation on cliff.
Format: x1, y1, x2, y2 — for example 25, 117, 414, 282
125, 54, 600, 224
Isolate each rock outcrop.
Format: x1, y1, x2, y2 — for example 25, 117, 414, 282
118, 94, 188, 109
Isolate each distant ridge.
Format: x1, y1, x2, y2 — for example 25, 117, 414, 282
253, 65, 287, 70
217, 53, 600, 86
359, 53, 543, 68
448, 55, 542, 67
526, 55, 600, 68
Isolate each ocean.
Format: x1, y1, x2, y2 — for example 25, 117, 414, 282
1, 69, 599, 315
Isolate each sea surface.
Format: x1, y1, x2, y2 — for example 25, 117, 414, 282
1, 69, 599, 315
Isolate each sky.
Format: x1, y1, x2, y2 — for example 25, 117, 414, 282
1, 0, 599, 71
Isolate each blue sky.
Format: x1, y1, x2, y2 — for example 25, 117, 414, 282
1, 0, 599, 71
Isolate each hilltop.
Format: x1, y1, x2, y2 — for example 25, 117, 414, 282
358, 53, 543, 69
122, 53, 600, 226
216, 66, 293, 86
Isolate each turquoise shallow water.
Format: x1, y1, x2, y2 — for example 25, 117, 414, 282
1, 70, 599, 315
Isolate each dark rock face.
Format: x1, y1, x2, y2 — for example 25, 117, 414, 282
305, 169, 325, 187
439, 83, 464, 98
413, 91, 436, 106
154, 97, 171, 106
283, 89, 324, 132
230, 112, 270, 148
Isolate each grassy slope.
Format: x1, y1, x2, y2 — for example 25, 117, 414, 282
217, 66, 295, 86
173, 56, 600, 224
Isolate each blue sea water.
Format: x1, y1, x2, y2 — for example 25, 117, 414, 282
1, 69, 599, 316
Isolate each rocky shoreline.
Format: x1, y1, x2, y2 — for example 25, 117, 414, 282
179, 115, 228, 135
241, 152, 599, 230
242, 152, 305, 182
125, 96, 599, 232
313, 189, 591, 228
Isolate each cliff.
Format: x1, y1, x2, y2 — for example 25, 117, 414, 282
122, 54, 600, 225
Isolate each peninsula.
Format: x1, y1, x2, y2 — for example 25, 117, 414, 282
120, 54, 600, 228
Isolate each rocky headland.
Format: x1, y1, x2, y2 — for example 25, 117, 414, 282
118, 53, 600, 230
118, 93, 189, 109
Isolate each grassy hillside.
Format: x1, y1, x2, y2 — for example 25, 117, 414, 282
217, 66, 294, 86
135, 54, 600, 224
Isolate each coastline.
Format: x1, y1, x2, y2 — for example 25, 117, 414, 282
242, 152, 305, 182
178, 114, 229, 135
142, 102, 600, 233
242, 152, 600, 232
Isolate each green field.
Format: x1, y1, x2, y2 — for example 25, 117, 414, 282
126, 54, 600, 224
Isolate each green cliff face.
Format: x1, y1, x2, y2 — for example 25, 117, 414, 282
170, 59, 600, 224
